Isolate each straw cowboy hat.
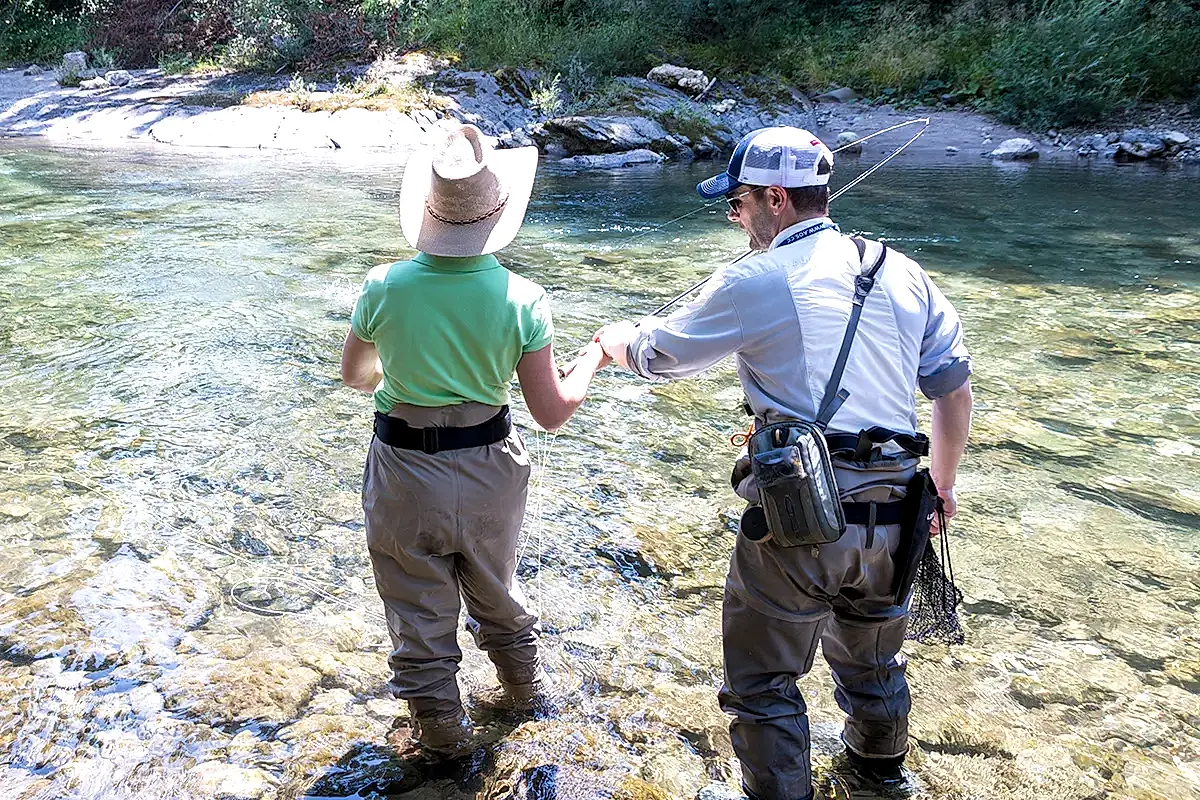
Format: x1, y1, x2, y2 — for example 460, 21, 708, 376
399, 124, 538, 257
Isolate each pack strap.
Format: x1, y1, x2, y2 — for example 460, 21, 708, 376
814, 237, 889, 429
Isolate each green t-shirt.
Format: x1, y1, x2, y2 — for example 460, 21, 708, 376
350, 252, 554, 412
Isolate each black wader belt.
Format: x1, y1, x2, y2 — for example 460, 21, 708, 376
373, 407, 511, 454
842, 500, 905, 526
826, 426, 930, 460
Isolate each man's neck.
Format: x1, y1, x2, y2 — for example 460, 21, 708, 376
774, 210, 825, 238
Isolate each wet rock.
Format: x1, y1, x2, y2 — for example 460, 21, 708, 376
988, 138, 1038, 160
1059, 477, 1200, 529
697, 783, 745, 800
1076, 133, 1111, 157
835, 131, 862, 155
558, 149, 666, 169
23, 65, 44, 77
0, 547, 215, 666
538, 115, 677, 156
231, 526, 289, 556
497, 127, 536, 148
104, 70, 131, 87
1160, 130, 1191, 148
62, 51, 88, 73
186, 761, 278, 799
1114, 130, 1166, 160
365, 696, 403, 718
647, 64, 710, 95
946, 146, 959, 154
0, 502, 31, 519
161, 650, 322, 724
815, 87, 858, 103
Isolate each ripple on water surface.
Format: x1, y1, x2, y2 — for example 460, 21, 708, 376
1, 144, 1198, 800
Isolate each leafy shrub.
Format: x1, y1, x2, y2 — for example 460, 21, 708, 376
0, 0, 85, 64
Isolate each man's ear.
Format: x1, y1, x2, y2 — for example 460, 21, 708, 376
768, 185, 789, 214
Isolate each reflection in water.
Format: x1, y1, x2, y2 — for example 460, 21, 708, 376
0, 142, 1198, 800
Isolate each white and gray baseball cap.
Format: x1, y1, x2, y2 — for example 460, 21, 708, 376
697, 127, 834, 199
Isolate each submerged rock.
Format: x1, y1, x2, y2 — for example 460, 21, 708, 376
835, 131, 862, 155
185, 761, 278, 799
0, 547, 215, 666
988, 138, 1038, 160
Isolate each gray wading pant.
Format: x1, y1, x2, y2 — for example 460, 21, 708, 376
722, 457, 919, 800
362, 402, 539, 721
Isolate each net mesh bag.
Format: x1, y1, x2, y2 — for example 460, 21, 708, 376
905, 504, 965, 645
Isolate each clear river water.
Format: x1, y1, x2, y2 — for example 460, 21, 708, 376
0, 141, 1198, 800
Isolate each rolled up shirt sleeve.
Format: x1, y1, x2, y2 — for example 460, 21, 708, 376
627, 278, 744, 380
918, 270, 972, 398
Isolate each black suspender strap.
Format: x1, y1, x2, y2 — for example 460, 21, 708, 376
813, 237, 889, 430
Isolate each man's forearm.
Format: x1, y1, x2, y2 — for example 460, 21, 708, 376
930, 380, 973, 489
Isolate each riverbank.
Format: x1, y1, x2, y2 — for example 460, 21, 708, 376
4, 54, 1198, 168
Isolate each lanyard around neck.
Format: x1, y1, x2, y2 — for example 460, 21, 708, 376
773, 220, 839, 250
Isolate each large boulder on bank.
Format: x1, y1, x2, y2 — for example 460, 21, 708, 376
537, 115, 680, 155
647, 64, 709, 94
1161, 131, 1191, 149
62, 51, 88, 73
557, 149, 666, 169
1114, 129, 1165, 160
988, 137, 1039, 160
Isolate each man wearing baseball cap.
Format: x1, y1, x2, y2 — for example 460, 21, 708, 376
594, 127, 974, 799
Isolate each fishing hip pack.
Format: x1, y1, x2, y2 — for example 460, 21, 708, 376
746, 237, 888, 548
748, 420, 845, 546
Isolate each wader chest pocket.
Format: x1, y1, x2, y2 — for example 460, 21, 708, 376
750, 421, 846, 547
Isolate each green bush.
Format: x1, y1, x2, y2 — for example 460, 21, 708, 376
0, 0, 86, 64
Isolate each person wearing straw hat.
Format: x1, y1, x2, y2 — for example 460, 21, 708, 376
593, 126, 974, 799
340, 124, 610, 756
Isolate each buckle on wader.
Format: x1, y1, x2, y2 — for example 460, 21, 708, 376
421, 427, 439, 454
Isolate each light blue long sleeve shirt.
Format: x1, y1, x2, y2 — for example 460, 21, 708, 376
626, 219, 972, 436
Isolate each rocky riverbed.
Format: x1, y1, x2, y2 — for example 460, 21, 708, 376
4, 52, 1197, 168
